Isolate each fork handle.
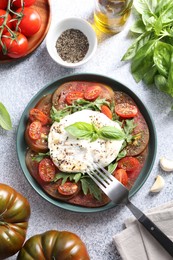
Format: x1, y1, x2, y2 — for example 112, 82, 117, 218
138, 213, 173, 256
126, 201, 173, 256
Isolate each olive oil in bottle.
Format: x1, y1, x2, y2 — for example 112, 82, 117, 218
94, 0, 133, 34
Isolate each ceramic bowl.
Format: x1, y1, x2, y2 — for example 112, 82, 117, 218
46, 17, 97, 68
16, 73, 157, 213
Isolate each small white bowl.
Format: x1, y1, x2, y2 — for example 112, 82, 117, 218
46, 17, 97, 68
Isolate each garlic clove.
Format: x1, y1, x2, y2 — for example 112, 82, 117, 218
150, 175, 165, 193
160, 157, 173, 172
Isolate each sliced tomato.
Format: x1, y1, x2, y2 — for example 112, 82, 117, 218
57, 182, 79, 196
84, 85, 102, 101
101, 105, 112, 119
115, 103, 138, 118
113, 168, 128, 186
28, 121, 42, 140
29, 108, 50, 125
118, 157, 141, 172
39, 158, 56, 182
25, 123, 50, 152
65, 91, 84, 105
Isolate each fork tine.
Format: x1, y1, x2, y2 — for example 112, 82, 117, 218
85, 169, 107, 192
91, 163, 112, 185
92, 162, 115, 182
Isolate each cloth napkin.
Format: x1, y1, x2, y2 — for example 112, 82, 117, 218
113, 201, 173, 260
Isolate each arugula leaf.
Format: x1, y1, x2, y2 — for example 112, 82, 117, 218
32, 152, 50, 162
80, 177, 102, 201
0, 102, 12, 130
53, 172, 82, 184
50, 98, 111, 123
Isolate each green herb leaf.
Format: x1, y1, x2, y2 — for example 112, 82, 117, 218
0, 102, 12, 130
65, 122, 95, 139
53, 172, 82, 184
32, 152, 50, 162
98, 126, 125, 140
80, 177, 102, 201
65, 122, 125, 142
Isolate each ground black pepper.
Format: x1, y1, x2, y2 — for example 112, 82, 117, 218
56, 29, 89, 63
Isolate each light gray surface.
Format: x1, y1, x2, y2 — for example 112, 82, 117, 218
1, 0, 173, 259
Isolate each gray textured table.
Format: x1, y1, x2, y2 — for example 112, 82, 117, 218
1, 1, 173, 259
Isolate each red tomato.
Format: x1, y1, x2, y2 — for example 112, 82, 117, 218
13, 7, 41, 37
0, 10, 12, 33
57, 182, 79, 196
25, 123, 50, 153
115, 103, 138, 118
0, 0, 8, 9
118, 156, 141, 172
38, 158, 56, 182
84, 85, 102, 101
12, 0, 36, 7
113, 168, 128, 186
28, 121, 42, 140
1, 31, 28, 58
101, 105, 112, 119
29, 108, 50, 125
65, 91, 84, 105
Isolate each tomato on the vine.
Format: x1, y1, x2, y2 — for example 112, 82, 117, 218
13, 7, 41, 37
12, 0, 36, 8
0, 10, 12, 33
0, 0, 8, 9
1, 31, 28, 58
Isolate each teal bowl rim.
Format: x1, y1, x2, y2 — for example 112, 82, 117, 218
16, 73, 157, 213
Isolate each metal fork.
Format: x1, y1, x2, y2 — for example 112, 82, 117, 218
86, 162, 173, 256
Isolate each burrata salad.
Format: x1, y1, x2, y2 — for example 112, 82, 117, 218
25, 81, 149, 207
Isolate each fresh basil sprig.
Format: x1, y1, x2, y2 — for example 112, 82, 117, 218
122, 0, 173, 101
65, 122, 125, 142
0, 102, 12, 130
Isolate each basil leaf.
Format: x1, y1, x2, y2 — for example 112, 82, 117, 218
98, 126, 125, 140
131, 40, 156, 82
153, 41, 172, 77
65, 122, 94, 139
0, 102, 12, 130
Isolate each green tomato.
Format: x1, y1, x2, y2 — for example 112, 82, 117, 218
17, 230, 90, 260
0, 183, 31, 259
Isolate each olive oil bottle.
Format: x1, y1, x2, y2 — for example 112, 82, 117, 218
94, 0, 133, 34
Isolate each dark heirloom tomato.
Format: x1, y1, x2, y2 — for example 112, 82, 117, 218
17, 230, 90, 260
0, 183, 30, 260
35, 93, 52, 117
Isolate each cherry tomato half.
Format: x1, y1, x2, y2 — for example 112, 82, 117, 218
12, 0, 36, 7
38, 158, 56, 182
0, 0, 8, 9
115, 103, 138, 118
65, 91, 84, 105
118, 156, 141, 172
84, 85, 102, 101
28, 121, 42, 140
29, 108, 50, 125
13, 7, 41, 37
113, 168, 128, 186
57, 182, 79, 196
1, 31, 28, 58
101, 105, 112, 119
0, 10, 12, 33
